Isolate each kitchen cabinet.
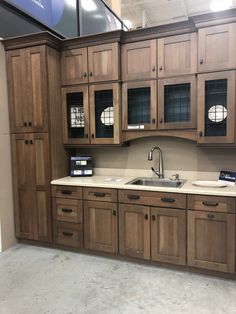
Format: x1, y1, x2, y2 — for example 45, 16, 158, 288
7, 46, 48, 133
151, 207, 186, 265
198, 23, 236, 72
122, 80, 157, 131
53, 221, 83, 248
11, 133, 51, 242
158, 76, 197, 130
119, 204, 150, 259
84, 200, 118, 253
62, 83, 121, 145
61, 43, 119, 85
158, 33, 197, 78
121, 40, 157, 81
197, 71, 236, 144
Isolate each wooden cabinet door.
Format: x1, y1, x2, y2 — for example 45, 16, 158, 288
151, 207, 186, 265
26, 46, 48, 133
119, 204, 150, 260
198, 23, 236, 72
122, 80, 157, 131
158, 33, 197, 78
187, 210, 235, 273
122, 40, 157, 81
88, 43, 119, 83
30, 133, 52, 242
198, 71, 236, 144
6, 49, 28, 133
11, 134, 34, 239
61, 48, 88, 85
89, 83, 121, 145
84, 201, 118, 253
158, 75, 197, 130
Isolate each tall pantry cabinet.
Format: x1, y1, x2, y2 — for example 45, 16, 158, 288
4, 33, 68, 242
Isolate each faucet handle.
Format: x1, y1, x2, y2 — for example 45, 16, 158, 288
171, 174, 180, 181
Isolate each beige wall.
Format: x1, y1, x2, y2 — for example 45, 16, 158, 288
78, 137, 236, 173
0, 41, 16, 251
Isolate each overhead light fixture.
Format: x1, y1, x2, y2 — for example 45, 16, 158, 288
210, 0, 233, 12
81, 0, 97, 12
123, 19, 133, 29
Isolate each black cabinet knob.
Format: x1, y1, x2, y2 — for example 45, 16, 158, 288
90, 72, 93, 77
83, 72, 87, 78
91, 134, 95, 139
152, 66, 156, 72
152, 118, 156, 124
28, 121, 32, 127
85, 134, 89, 139
159, 65, 163, 71
144, 214, 148, 220
24, 121, 27, 127
207, 213, 215, 219
112, 210, 117, 216
152, 215, 156, 221
29, 139, 33, 145
200, 58, 204, 65
199, 131, 203, 137
25, 139, 29, 144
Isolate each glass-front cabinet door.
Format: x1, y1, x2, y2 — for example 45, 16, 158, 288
62, 86, 90, 145
122, 81, 157, 131
158, 76, 197, 130
89, 83, 121, 145
198, 71, 235, 144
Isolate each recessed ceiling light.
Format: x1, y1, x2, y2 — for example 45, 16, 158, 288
123, 19, 132, 29
81, 0, 97, 12
210, 0, 233, 12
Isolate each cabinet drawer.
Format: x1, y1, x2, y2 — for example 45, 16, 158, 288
52, 185, 82, 199
53, 198, 83, 223
83, 187, 117, 202
118, 190, 186, 209
53, 221, 83, 248
187, 195, 235, 213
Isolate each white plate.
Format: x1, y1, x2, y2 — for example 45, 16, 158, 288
192, 180, 227, 188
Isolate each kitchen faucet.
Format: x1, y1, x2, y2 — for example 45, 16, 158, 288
148, 146, 164, 178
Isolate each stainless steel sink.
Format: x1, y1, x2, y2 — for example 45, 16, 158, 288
126, 177, 186, 188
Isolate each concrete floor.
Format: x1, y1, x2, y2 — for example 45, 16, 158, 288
0, 244, 236, 314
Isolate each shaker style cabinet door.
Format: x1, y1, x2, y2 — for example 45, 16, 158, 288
61, 48, 88, 85
198, 23, 236, 72
198, 71, 236, 144
119, 204, 150, 260
122, 40, 157, 81
158, 33, 197, 78
187, 210, 235, 273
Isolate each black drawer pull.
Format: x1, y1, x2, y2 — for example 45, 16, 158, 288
94, 192, 106, 197
127, 194, 140, 200
61, 190, 72, 195
61, 208, 73, 213
62, 231, 73, 237
152, 215, 156, 221
202, 201, 219, 207
161, 197, 175, 203
144, 214, 148, 220
208, 213, 215, 219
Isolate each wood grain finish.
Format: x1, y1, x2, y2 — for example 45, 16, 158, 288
158, 75, 197, 130
53, 198, 83, 223
52, 185, 82, 199
197, 70, 236, 144
187, 210, 235, 273
53, 221, 83, 248
198, 23, 236, 72
61, 48, 88, 85
88, 43, 119, 83
118, 189, 186, 209
122, 40, 157, 81
119, 204, 150, 259
187, 195, 235, 213
151, 207, 186, 265
83, 187, 117, 202
122, 80, 157, 131
84, 201, 118, 253
158, 33, 197, 78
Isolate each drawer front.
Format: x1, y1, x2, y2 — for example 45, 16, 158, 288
83, 187, 117, 202
52, 185, 82, 199
53, 198, 83, 223
118, 190, 186, 209
53, 221, 83, 248
187, 195, 235, 213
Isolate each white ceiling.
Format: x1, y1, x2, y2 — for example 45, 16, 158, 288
120, 0, 236, 29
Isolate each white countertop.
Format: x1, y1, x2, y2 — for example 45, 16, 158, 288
51, 175, 236, 197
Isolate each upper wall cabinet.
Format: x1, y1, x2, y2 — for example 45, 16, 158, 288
198, 70, 236, 144
7, 46, 48, 133
121, 40, 157, 81
158, 33, 197, 78
61, 43, 119, 86
198, 23, 236, 72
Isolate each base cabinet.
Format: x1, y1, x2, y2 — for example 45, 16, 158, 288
84, 201, 118, 253
187, 210, 235, 273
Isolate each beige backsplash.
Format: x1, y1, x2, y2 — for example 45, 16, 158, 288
77, 137, 236, 173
